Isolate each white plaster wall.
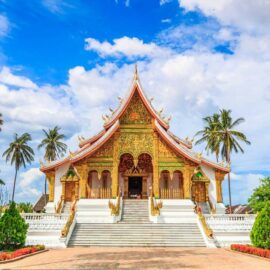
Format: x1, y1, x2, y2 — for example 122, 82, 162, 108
201, 164, 217, 205
54, 163, 70, 206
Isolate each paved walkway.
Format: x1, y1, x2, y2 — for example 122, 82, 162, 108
1, 247, 269, 270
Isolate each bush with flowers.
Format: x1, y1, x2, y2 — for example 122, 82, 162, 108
0, 245, 45, 261
231, 244, 270, 259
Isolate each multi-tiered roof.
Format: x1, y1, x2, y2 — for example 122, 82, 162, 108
41, 67, 229, 173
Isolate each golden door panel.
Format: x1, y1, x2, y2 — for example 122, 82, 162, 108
65, 182, 75, 201
192, 182, 206, 202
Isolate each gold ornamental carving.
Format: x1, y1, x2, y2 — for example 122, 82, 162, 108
118, 132, 154, 158
120, 91, 152, 125
92, 137, 114, 158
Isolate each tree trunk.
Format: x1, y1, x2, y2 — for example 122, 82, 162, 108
12, 168, 18, 202
228, 172, 232, 214
44, 176, 47, 206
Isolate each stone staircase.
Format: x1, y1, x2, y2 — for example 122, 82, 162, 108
68, 199, 205, 247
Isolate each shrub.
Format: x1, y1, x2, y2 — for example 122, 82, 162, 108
0, 246, 43, 261
0, 201, 29, 250
250, 202, 270, 249
231, 244, 270, 259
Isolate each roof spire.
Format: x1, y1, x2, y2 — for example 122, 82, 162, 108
134, 63, 138, 81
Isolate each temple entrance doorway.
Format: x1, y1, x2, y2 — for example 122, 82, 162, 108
128, 177, 142, 199
192, 182, 206, 203
65, 182, 75, 201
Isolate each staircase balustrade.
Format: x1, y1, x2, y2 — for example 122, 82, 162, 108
108, 195, 121, 216
61, 200, 77, 237
204, 214, 256, 231
55, 198, 64, 213
150, 197, 162, 216
22, 213, 69, 231
196, 209, 213, 238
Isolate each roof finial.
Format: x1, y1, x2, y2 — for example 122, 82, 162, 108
134, 64, 138, 81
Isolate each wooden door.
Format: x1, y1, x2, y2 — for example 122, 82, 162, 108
65, 182, 75, 201
192, 182, 206, 202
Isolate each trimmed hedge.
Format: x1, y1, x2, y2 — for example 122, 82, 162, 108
0, 202, 29, 250
250, 202, 270, 249
231, 244, 270, 259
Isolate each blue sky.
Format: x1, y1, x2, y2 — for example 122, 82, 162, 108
0, 0, 270, 205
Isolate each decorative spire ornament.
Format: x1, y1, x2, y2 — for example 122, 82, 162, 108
134, 64, 138, 80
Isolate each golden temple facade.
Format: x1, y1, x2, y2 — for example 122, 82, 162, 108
41, 67, 229, 212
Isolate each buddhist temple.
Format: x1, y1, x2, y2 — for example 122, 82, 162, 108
29, 67, 257, 248
40, 66, 229, 215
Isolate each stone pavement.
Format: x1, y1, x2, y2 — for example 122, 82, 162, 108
1, 247, 269, 270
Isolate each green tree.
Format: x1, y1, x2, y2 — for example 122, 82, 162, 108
0, 113, 3, 132
250, 202, 270, 249
195, 109, 250, 212
2, 133, 35, 201
248, 177, 270, 212
16, 202, 33, 213
38, 126, 67, 204
0, 201, 28, 250
195, 113, 221, 162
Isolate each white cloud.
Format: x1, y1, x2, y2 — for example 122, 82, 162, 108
225, 173, 265, 204
0, 67, 38, 89
179, 0, 270, 33
160, 0, 172, 5
19, 168, 43, 189
0, 14, 9, 38
42, 0, 73, 14
85, 36, 170, 59
161, 19, 171, 23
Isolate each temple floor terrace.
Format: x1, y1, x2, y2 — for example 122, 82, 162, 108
2, 247, 269, 270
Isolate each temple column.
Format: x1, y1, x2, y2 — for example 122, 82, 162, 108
74, 176, 79, 200
215, 171, 225, 203
46, 172, 55, 202
183, 165, 194, 199
75, 163, 89, 198
153, 132, 159, 197
112, 132, 120, 197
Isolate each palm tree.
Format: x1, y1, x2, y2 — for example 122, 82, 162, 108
38, 126, 67, 204
218, 109, 250, 213
195, 113, 221, 162
0, 113, 3, 132
2, 133, 35, 201
195, 110, 250, 213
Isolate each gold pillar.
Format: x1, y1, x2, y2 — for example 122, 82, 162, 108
183, 165, 194, 199
75, 163, 89, 198
142, 176, 148, 199
74, 176, 79, 200
46, 172, 55, 202
153, 132, 159, 197
205, 182, 210, 202
215, 171, 225, 203
112, 132, 120, 197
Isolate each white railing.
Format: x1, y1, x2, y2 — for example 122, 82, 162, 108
204, 214, 256, 232
22, 213, 69, 231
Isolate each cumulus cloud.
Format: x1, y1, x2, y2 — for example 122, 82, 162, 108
0, 67, 38, 89
19, 168, 43, 189
0, 15, 9, 38
41, 0, 74, 14
179, 0, 270, 34
85, 36, 170, 59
